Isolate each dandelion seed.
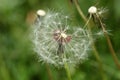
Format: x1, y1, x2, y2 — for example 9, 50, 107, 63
31, 10, 94, 67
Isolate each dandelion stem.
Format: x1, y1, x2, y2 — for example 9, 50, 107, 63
92, 43, 107, 80
73, 0, 107, 80
45, 63, 54, 80
105, 33, 120, 69
96, 14, 120, 70
0, 54, 11, 80
73, 0, 87, 22
63, 55, 72, 80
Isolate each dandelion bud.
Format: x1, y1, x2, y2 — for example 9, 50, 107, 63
88, 6, 97, 14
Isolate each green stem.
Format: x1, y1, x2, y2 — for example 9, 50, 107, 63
73, 0, 87, 22
0, 54, 11, 80
63, 55, 72, 80
45, 63, 53, 80
73, 0, 107, 80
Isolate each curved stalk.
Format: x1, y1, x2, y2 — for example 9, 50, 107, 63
95, 13, 120, 69
73, 0, 107, 80
73, 0, 87, 22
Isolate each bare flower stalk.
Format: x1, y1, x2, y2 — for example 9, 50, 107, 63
95, 13, 120, 69
73, 0, 87, 22
0, 54, 11, 80
87, 5, 120, 69
73, 0, 107, 80
63, 54, 72, 80
105, 33, 120, 69
45, 63, 54, 80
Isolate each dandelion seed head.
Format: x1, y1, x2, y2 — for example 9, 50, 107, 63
88, 6, 97, 14
31, 10, 93, 67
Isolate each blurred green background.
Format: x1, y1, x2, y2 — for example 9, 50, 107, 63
0, 0, 120, 80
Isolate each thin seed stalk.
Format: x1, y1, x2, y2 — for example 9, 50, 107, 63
58, 43, 72, 80
63, 54, 72, 80
45, 63, 54, 80
0, 54, 11, 80
87, 25, 107, 80
73, 0, 107, 80
73, 0, 87, 22
96, 13, 120, 69
105, 33, 120, 69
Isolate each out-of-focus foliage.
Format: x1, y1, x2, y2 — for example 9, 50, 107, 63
0, 0, 120, 80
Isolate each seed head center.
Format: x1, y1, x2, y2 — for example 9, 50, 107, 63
53, 30, 71, 43
61, 32, 67, 38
